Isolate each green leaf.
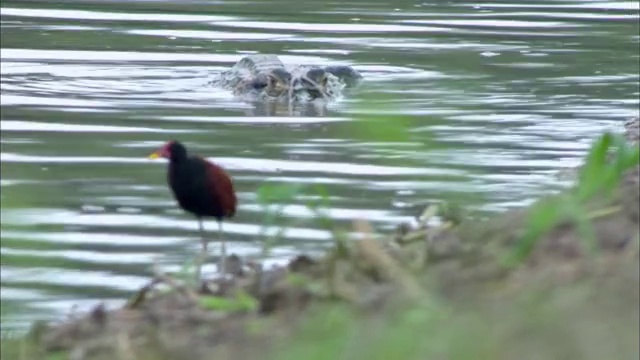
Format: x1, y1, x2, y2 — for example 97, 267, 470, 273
564, 200, 598, 258
502, 198, 563, 267
199, 290, 258, 312
576, 132, 639, 201
234, 290, 260, 311
576, 133, 612, 199
286, 272, 309, 287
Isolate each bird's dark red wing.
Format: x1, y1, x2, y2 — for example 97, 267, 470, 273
202, 157, 237, 218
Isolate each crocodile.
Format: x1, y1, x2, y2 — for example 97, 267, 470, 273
210, 54, 362, 101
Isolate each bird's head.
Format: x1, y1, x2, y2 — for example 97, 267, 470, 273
149, 140, 187, 161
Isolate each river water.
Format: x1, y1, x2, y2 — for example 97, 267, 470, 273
1, 0, 638, 332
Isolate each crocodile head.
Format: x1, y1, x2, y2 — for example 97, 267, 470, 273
241, 68, 292, 98
291, 68, 331, 100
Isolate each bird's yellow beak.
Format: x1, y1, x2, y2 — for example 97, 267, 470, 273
148, 151, 161, 159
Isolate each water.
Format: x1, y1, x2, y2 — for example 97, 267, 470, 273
1, 0, 638, 332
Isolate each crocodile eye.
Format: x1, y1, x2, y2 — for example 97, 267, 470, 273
251, 80, 268, 89
321, 74, 328, 87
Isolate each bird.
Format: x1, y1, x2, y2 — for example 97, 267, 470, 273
148, 140, 237, 281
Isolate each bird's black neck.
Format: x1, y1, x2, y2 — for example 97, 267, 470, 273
170, 153, 189, 164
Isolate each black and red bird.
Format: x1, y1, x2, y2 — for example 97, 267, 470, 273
148, 140, 237, 279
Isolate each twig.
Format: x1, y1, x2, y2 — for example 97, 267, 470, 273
126, 261, 201, 309
152, 262, 199, 303
330, 262, 360, 304
395, 221, 454, 246
586, 205, 622, 220
125, 279, 162, 309
115, 333, 136, 360
353, 220, 426, 302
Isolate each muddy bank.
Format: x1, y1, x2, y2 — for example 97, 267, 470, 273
7, 118, 639, 360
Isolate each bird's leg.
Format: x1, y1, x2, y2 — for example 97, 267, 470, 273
194, 217, 207, 284
218, 220, 226, 276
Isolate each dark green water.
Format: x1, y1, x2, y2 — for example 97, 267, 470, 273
1, 0, 638, 332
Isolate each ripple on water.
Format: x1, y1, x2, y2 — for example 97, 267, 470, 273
1, 8, 238, 22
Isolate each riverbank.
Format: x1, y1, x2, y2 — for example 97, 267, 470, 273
3, 117, 638, 360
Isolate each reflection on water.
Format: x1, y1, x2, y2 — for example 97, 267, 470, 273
1, 0, 638, 332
